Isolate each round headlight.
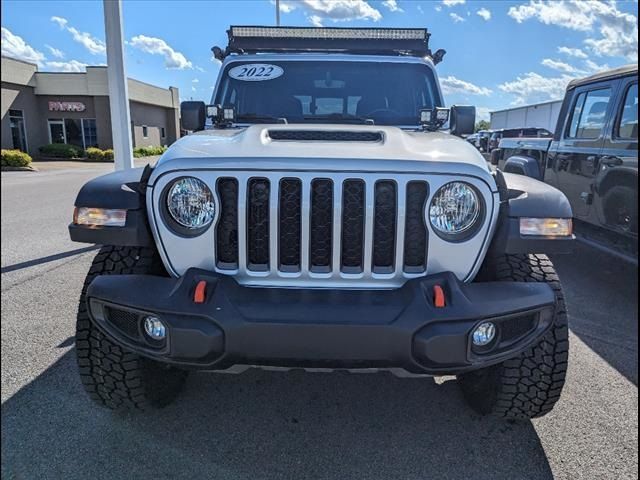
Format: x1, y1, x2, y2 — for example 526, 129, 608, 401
429, 182, 482, 238
166, 177, 215, 230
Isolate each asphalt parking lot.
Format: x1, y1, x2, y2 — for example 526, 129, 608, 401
1, 163, 638, 480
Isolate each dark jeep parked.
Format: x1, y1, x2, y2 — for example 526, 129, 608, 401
491, 65, 638, 261
487, 127, 552, 153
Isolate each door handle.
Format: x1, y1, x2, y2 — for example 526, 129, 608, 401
601, 156, 623, 167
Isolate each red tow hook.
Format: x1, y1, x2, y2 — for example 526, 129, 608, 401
194, 280, 207, 304
433, 285, 446, 308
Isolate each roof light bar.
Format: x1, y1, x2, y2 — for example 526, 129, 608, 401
215, 25, 445, 63
230, 26, 427, 41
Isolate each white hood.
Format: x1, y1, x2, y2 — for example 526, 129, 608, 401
153, 124, 494, 188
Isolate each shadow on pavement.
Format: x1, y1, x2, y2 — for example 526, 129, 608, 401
1, 350, 553, 480
552, 243, 638, 385
0, 246, 100, 274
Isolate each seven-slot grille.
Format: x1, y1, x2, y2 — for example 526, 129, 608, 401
214, 174, 429, 279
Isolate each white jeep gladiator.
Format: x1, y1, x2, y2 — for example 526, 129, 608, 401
70, 26, 574, 419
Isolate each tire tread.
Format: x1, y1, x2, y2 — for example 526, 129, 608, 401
75, 246, 187, 411
459, 253, 569, 419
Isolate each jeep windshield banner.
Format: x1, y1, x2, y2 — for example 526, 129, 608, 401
228, 64, 284, 81
216, 61, 441, 125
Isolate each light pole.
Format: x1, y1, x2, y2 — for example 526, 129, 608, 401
276, 0, 280, 26
103, 0, 134, 170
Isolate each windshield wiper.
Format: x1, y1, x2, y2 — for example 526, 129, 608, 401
236, 113, 288, 124
303, 113, 375, 125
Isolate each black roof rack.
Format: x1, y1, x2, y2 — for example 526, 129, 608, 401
212, 25, 446, 65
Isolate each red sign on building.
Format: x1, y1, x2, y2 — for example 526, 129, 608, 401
48, 101, 86, 112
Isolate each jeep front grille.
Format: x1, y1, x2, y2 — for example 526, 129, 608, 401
214, 173, 429, 283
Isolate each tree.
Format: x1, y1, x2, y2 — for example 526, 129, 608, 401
475, 120, 490, 132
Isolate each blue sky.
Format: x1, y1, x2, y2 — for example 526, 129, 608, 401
2, 0, 638, 120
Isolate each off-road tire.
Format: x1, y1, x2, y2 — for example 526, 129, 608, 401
75, 246, 188, 410
458, 254, 569, 420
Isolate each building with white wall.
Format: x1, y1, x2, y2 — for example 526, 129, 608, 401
490, 99, 563, 132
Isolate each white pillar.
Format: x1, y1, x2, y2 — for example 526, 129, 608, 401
103, 0, 134, 170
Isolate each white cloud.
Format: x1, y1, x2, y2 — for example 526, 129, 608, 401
476, 8, 491, 21
192, 78, 199, 83
130, 35, 192, 69
584, 13, 638, 60
450, 12, 465, 23
67, 27, 106, 55
418, 4, 425, 13
382, 0, 403, 12
499, 71, 574, 104
558, 46, 588, 58
443, 0, 465, 6
508, 1, 638, 60
585, 59, 611, 73
309, 15, 324, 27
45, 59, 87, 72
541, 58, 583, 74
50, 16, 106, 55
539, 55, 611, 78
194, 65, 205, 73
1, 27, 45, 65
440, 75, 492, 96
475, 107, 491, 122
278, 0, 382, 24
50, 16, 68, 29
45, 44, 65, 59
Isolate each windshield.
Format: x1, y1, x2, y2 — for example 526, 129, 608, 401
213, 60, 441, 126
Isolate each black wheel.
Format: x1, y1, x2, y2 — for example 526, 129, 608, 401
457, 254, 569, 420
75, 246, 188, 410
603, 185, 637, 234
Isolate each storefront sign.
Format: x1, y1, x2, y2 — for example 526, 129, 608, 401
48, 101, 86, 112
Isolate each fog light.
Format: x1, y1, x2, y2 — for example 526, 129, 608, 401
472, 322, 496, 346
143, 316, 166, 340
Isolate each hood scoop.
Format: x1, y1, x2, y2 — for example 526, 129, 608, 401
267, 130, 384, 143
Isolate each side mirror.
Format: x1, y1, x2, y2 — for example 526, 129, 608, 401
490, 148, 501, 166
180, 101, 206, 132
450, 105, 475, 137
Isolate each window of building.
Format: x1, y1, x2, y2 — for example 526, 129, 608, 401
161, 127, 166, 138
9, 109, 27, 152
48, 119, 66, 144
616, 83, 638, 139
64, 119, 83, 148
566, 88, 612, 139
142, 126, 148, 138
82, 119, 98, 148
47, 118, 98, 149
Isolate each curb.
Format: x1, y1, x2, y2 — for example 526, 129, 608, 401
1, 165, 38, 172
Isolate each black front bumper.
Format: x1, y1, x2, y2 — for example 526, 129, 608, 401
86, 269, 556, 375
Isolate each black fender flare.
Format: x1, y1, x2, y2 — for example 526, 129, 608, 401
594, 165, 637, 196
503, 155, 543, 180
487, 171, 574, 256
68, 165, 154, 246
